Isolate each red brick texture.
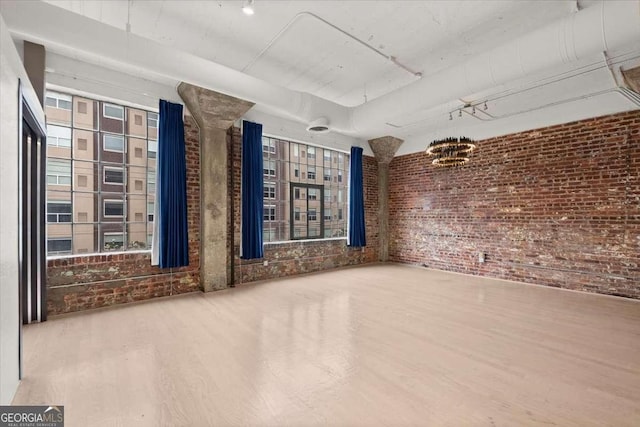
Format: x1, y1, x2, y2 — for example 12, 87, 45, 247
389, 110, 640, 298
229, 128, 379, 284
46, 115, 202, 315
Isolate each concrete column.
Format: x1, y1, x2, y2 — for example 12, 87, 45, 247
23, 41, 45, 106
368, 136, 403, 262
177, 83, 253, 292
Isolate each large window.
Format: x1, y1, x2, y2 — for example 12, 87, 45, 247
45, 91, 157, 257
261, 136, 349, 243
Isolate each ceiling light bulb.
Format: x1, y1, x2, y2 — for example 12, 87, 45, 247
458, 109, 462, 117
449, 112, 453, 120
242, 0, 255, 15
484, 101, 488, 110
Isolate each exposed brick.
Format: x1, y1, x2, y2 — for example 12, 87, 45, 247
228, 128, 379, 284
47, 115, 202, 315
388, 110, 640, 299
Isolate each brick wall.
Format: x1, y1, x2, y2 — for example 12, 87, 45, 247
388, 110, 640, 298
47, 115, 202, 315
229, 128, 379, 284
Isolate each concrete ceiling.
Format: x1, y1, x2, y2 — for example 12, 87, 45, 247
1, 0, 639, 154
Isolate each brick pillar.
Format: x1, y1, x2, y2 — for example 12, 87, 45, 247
368, 136, 403, 262
177, 83, 253, 291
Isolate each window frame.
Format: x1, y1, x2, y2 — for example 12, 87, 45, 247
103, 103, 125, 120
103, 166, 125, 185
103, 199, 125, 218
46, 201, 72, 223
46, 158, 72, 186
103, 133, 125, 153
47, 238, 73, 255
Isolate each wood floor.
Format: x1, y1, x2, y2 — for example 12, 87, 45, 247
14, 264, 640, 426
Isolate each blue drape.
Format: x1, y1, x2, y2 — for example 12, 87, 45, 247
241, 120, 264, 259
156, 100, 189, 268
348, 146, 366, 247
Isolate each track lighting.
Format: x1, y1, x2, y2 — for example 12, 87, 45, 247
242, 0, 255, 15
449, 112, 453, 120
484, 101, 488, 110
458, 109, 462, 117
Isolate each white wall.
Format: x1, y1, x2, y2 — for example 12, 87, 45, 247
0, 12, 43, 405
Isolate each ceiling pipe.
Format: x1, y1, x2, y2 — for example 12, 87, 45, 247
0, 0, 353, 131
1, 1, 638, 137
350, 0, 640, 134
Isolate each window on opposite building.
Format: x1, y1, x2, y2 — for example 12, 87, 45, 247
260, 135, 349, 243
47, 238, 72, 256
44, 91, 157, 257
45, 92, 72, 110
47, 201, 72, 223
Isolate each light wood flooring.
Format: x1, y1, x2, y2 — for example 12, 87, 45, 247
13, 264, 640, 426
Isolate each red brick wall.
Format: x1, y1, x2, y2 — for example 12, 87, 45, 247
229, 128, 379, 284
389, 110, 640, 298
47, 115, 202, 315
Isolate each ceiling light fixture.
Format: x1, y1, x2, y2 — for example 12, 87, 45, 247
242, 0, 255, 15
426, 137, 477, 167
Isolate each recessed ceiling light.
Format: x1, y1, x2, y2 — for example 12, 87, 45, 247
242, 0, 255, 15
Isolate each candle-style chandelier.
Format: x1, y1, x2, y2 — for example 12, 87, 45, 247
425, 137, 476, 167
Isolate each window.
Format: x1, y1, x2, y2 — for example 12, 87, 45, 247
104, 103, 124, 120
104, 134, 124, 152
253, 135, 348, 243
104, 200, 124, 217
147, 112, 158, 128
264, 205, 276, 221
147, 170, 156, 192
338, 208, 343, 220
264, 159, 276, 177
264, 183, 276, 199
47, 125, 71, 148
338, 170, 343, 183
47, 201, 72, 223
104, 166, 124, 184
262, 138, 276, 154
45, 92, 72, 110
103, 233, 124, 251
47, 159, 71, 185
48, 238, 72, 256
148, 140, 157, 159
45, 91, 157, 257
324, 169, 331, 181
308, 188, 318, 200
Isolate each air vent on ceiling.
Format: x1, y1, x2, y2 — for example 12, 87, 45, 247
306, 117, 330, 133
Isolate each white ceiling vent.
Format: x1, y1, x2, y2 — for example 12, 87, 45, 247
306, 117, 330, 133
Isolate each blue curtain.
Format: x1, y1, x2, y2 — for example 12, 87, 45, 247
241, 120, 264, 259
156, 100, 189, 268
348, 146, 366, 247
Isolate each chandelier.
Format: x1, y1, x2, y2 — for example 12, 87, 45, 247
426, 137, 476, 167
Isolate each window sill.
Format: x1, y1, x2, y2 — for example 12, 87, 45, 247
264, 237, 347, 246
47, 249, 151, 261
